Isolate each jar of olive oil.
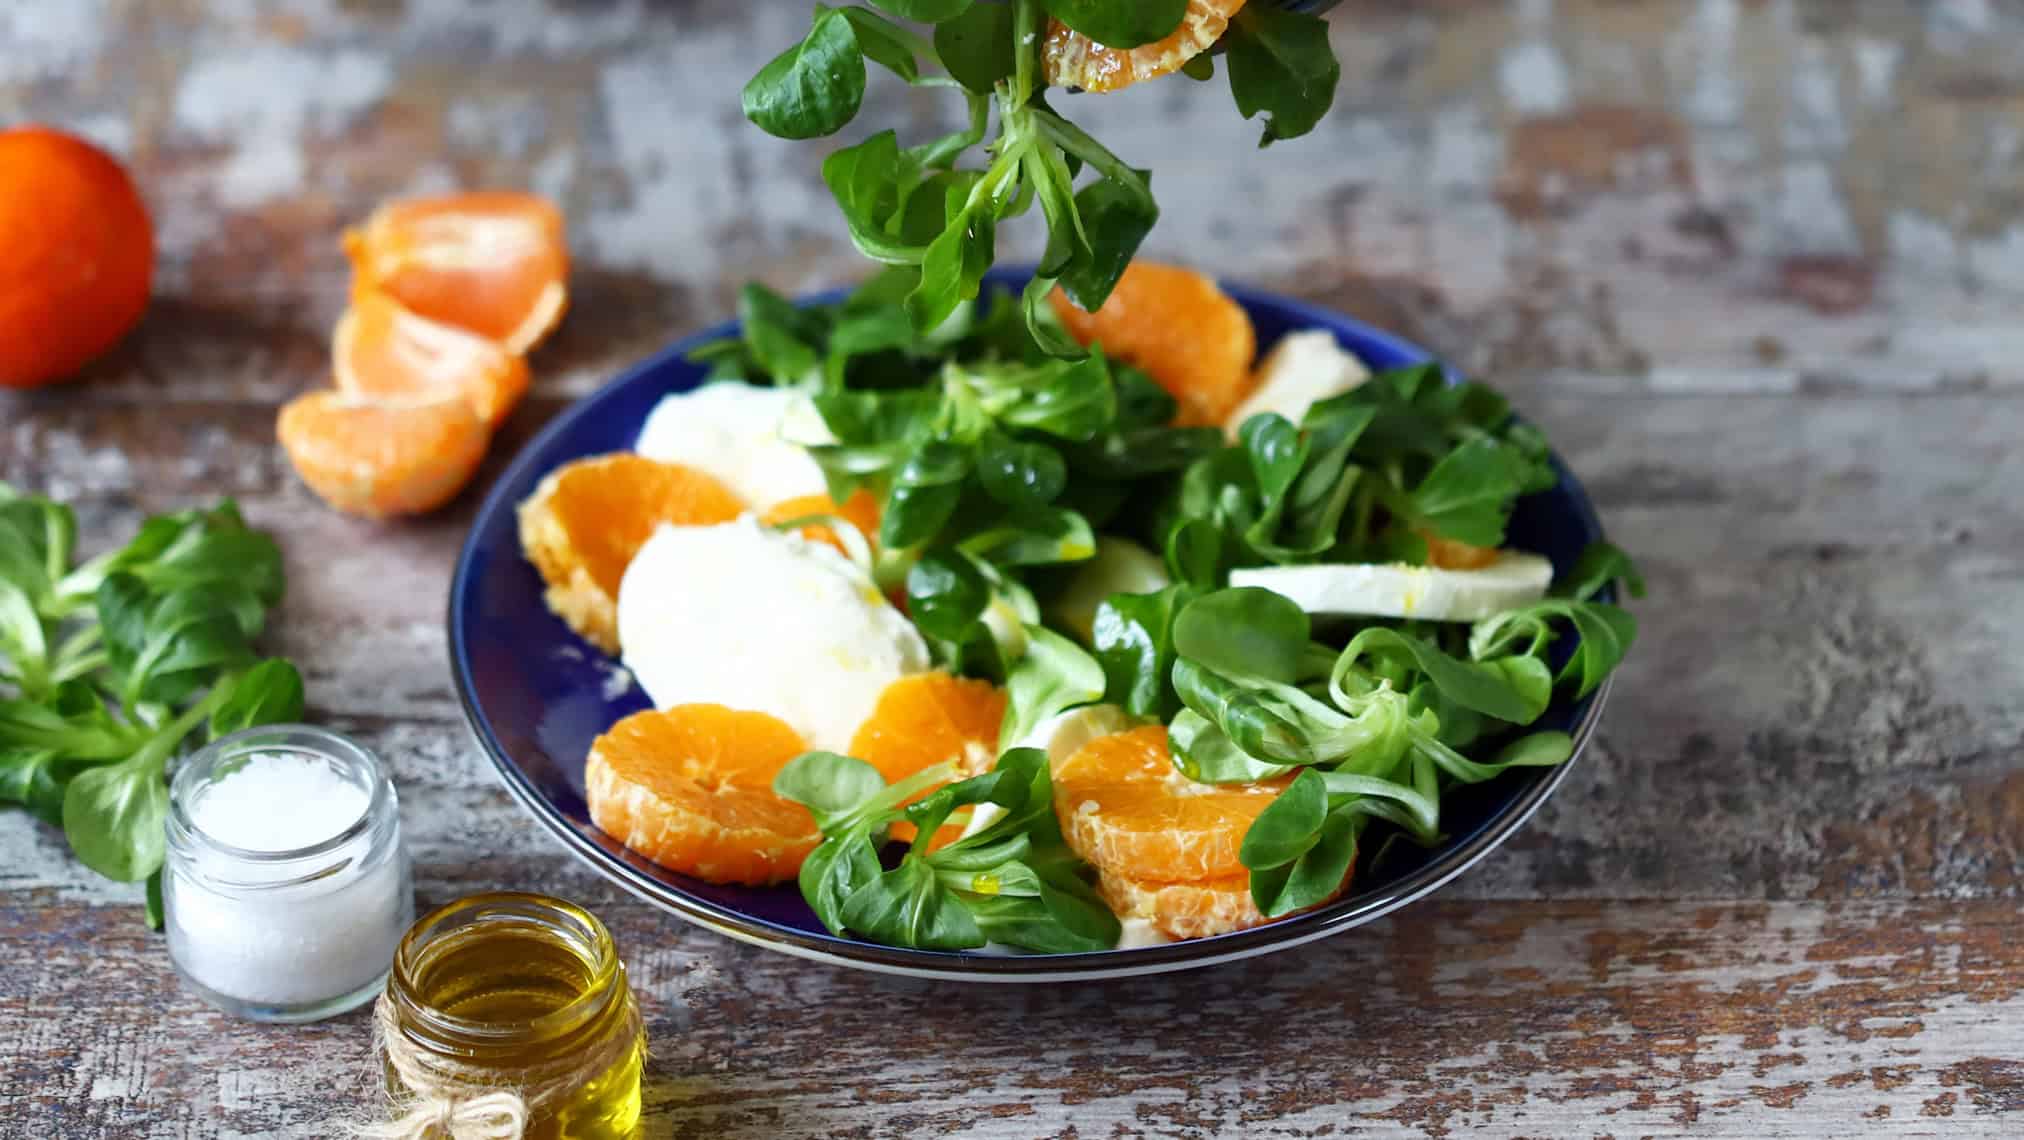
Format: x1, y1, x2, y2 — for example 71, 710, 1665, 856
379, 893, 644, 1139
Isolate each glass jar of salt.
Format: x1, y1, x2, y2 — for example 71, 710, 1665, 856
164, 724, 413, 1023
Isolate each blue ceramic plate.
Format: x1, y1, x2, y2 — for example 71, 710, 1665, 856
449, 271, 1613, 981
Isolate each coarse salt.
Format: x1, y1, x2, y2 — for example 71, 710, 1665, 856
189, 752, 368, 851
164, 727, 413, 1022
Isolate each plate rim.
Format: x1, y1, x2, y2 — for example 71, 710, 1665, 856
448, 272, 1613, 981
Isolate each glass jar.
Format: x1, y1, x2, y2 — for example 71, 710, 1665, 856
382, 892, 645, 1140
164, 724, 413, 1023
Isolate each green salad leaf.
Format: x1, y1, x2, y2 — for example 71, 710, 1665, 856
743, 9, 870, 140
1168, 364, 1560, 583
1224, 4, 1342, 145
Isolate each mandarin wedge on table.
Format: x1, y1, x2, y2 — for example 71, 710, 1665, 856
1051, 724, 1285, 883
759, 490, 882, 560
518, 454, 746, 652
334, 290, 529, 427
0, 127, 154, 389
1050, 261, 1257, 427
586, 704, 821, 885
345, 191, 568, 354
849, 672, 1006, 848
1042, 0, 1249, 94
277, 391, 491, 519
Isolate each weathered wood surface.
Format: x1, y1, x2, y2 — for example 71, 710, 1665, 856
2, 1, 2021, 1136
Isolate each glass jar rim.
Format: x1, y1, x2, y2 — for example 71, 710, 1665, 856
388, 892, 625, 1052
168, 723, 392, 867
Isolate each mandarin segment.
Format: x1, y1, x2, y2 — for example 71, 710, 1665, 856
345, 191, 569, 354
517, 453, 746, 652
849, 672, 1006, 847
1424, 534, 1504, 570
334, 290, 530, 427
849, 672, 1005, 786
1050, 262, 1257, 427
1102, 862, 1356, 940
1042, 0, 1249, 94
759, 489, 882, 559
1050, 724, 1286, 883
1099, 873, 1270, 942
277, 390, 491, 519
585, 704, 820, 885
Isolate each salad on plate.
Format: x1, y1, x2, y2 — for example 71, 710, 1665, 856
513, 260, 1641, 954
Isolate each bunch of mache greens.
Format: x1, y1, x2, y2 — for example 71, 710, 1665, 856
1096, 576, 1636, 919
697, 273, 1644, 950
741, 0, 1341, 348
0, 486, 303, 924
1160, 362, 1565, 575
1102, 361, 1645, 916
696, 270, 1220, 690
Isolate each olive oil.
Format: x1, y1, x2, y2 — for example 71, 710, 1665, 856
384, 894, 644, 1140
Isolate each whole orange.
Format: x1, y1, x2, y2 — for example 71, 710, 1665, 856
0, 127, 155, 388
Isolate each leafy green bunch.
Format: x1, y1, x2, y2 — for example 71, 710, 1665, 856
742, 0, 1341, 346
1093, 558, 1641, 917
774, 745, 1120, 952
696, 274, 1221, 670
0, 486, 304, 922
1162, 362, 1563, 587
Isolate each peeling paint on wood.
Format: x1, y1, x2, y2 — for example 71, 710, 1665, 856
2, 1, 2021, 1136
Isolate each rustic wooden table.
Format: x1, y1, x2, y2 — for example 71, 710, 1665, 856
4, 2, 2021, 1136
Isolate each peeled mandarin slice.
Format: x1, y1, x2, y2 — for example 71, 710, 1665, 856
1424, 534, 1504, 570
277, 390, 491, 520
758, 489, 882, 559
334, 290, 530, 427
585, 704, 820, 885
1100, 872, 1272, 942
344, 191, 568, 354
1042, 0, 1249, 94
517, 453, 745, 653
1050, 724, 1286, 883
849, 672, 1006, 848
1050, 261, 1257, 427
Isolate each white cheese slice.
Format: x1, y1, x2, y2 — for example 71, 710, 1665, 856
634, 382, 835, 509
1229, 552, 1554, 622
617, 517, 927, 752
1225, 330, 1370, 438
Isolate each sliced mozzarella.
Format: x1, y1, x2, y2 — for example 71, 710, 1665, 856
1229, 552, 1554, 622
1225, 330, 1370, 438
617, 517, 927, 752
1047, 537, 1170, 644
634, 382, 835, 508
959, 704, 1138, 840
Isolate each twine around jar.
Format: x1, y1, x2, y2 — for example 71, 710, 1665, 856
353, 991, 643, 1140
